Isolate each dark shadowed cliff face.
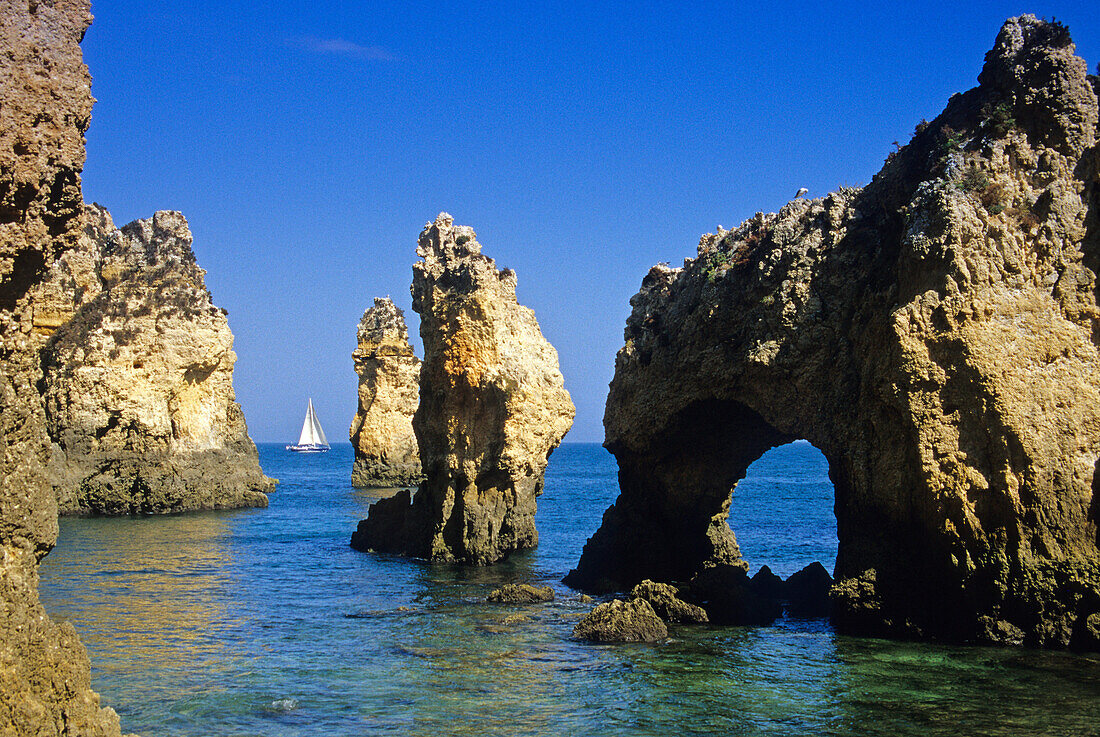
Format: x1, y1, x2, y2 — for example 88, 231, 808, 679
352, 214, 575, 564
567, 16, 1100, 650
350, 297, 422, 488
38, 204, 274, 515
0, 1, 125, 733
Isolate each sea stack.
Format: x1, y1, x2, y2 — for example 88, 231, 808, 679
350, 297, 422, 487
38, 203, 275, 515
0, 0, 126, 732
567, 16, 1100, 650
351, 213, 575, 564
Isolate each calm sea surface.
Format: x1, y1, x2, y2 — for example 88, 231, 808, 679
39, 442, 1100, 736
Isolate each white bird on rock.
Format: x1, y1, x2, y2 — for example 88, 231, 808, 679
795, 187, 808, 198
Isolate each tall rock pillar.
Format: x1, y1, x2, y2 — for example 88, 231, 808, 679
352, 214, 574, 564
350, 297, 422, 488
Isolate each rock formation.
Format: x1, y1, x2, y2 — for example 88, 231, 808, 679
567, 16, 1100, 649
630, 580, 708, 623
572, 598, 668, 643
486, 583, 555, 604
352, 213, 575, 564
350, 297, 422, 487
0, 0, 125, 732
38, 203, 275, 515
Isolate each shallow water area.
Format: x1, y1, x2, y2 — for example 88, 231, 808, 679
39, 443, 1100, 736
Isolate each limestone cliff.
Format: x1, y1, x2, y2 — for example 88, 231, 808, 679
0, 0, 126, 733
350, 297, 422, 487
38, 203, 275, 515
567, 16, 1100, 649
352, 214, 575, 564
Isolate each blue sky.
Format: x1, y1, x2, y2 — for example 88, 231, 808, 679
80, 1, 1098, 443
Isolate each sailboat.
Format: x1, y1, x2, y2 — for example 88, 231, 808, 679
286, 398, 330, 452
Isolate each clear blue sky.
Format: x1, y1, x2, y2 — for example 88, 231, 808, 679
80, 1, 1098, 443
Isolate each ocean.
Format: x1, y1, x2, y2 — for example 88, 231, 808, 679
38, 442, 1100, 736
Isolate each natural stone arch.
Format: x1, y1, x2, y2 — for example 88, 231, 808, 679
570, 398, 797, 587
568, 16, 1100, 649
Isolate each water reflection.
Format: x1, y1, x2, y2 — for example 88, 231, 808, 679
41, 511, 241, 712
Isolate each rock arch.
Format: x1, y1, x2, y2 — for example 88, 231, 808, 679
567, 16, 1100, 649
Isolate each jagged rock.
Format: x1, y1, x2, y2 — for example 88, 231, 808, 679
750, 565, 787, 601
785, 562, 833, 618
0, 1, 125, 733
572, 598, 668, 642
486, 583, 555, 604
350, 297, 422, 488
38, 204, 275, 515
352, 213, 575, 564
567, 16, 1100, 649
686, 565, 783, 626
630, 579, 708, 623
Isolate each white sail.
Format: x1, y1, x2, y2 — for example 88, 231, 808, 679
288, 398, 329, 451
310, 401, 328, 446
298, 399, 316, 445
295, 398, 328, 447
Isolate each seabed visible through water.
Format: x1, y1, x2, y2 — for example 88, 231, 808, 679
39, 443, 1100, 736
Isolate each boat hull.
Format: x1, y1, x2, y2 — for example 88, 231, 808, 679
285, 444, 329, 453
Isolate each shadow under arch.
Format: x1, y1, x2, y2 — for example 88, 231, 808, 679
565, 399, 861, 594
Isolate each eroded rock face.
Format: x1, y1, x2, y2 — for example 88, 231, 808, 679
0, 1, 125, 732
567, 16, 1100, 649
352, 213, 575, 564
350, 297, 422, 487
39, 203, 274, 515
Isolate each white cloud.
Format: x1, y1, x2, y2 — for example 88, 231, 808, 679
291, 36, 395, 62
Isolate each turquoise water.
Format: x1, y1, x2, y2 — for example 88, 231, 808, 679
38, 442, 1100, 736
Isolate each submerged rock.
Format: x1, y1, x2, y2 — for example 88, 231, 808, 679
486, 583, 555, 604
349, 297, 422, 488
39, 204, 274, 515
352, 213, 574, 564
0, 0, 125, 732
573, 599, 668, 643
630, 579, 708, 623
566, 15, 1100, 649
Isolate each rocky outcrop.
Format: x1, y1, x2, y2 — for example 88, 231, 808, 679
350, 297, 422, 487
0, 1, 125, 733
685, 565, 783, 626
567, 17, 1100, 649
741, 563, 834, 618
785, 562, 833, 617
630, 580, 709, 623
39, 203, 274, 515
572, 598, 668, 642
352, 213, 575, 564
486, 583, 555, 604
